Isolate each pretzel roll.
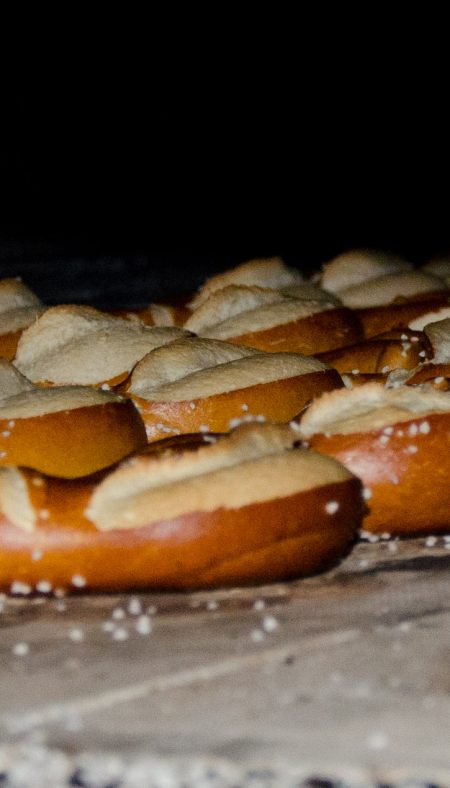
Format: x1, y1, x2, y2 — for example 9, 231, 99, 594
110, 294, 193, 327
126, 337, 343, 440
0, 423, 363, 591
0, 278, 45, 360
319, 248, 412, 294
338, 271, 447, 310
299, 383, 450, 535
422, 256, 450, 286
0, 360, 147, 478
189, 256, 303, 310
185, 285, 361, 355
14, 305, 190, 388
356, 296, 450, 339
316, 332, 432, 374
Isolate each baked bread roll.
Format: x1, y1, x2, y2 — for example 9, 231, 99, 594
184, 285, 361, 355
299, 382, 450, 535
189, 257, 303, 310
0, 278, 45, 360
319, 248, 413, 294
14, 305, 190, 388
0, 360, 147, 477
125, 337, 343, 440
316, 330, 432, 374
0, 423, 363, 591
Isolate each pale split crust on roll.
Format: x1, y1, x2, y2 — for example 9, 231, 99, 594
85, 422, 356, 531
299, 381, 450, 437
0, 360, 147, 477
338, 272, 447, 309
128, 337, 329, 402
14, 305, 190, 386
319, 248, 413, 294
185, 288, 335, 341
188, 257, 303, 310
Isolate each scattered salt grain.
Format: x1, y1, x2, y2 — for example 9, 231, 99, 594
127, 597, 142, 616
112, 627, 129, 641
425, 536, 437, 547
262, 615, 279, 633
406, 444, 418, 454
12, 642, 29, 657
206, 600, 219, 611
387, 541, 398, 553
351, 369, 360, 375
253, 599, 266, 611
419, 421, 430, 434
31, 549, 43, 561
69, 628, 84, 642
250, 628, 265, 642
136, 615, 153, 635
408, 423, 418, 436
241, 403, 249, 411
199, 424, 210, 433
398, 621, 412, 633
112, 607, 125, 620
362, 487, 372, 500
102, 621, 116, 632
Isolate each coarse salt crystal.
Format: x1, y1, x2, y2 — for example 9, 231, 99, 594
112, 627, 129, 641
36, 580, 52, 593
71, 574, 87, 588
325, 500, 339, 515
262, 615, 279, 633
10, 581, 32, 595
69, 628, 84, 642
362, 487, 372, 500
250, 628, 265, 643
136, 615, 153, 635
206, 600, 219, 611
199, 424, 210, 433
127, 597, 142, 616
253, 599, 266, 611
425, 536, 437, 547
408, 423, 418, 436
419, 421, 430, 434
241, 403, 249, 411
112, 607, 126, 620
12, 642, 30, 657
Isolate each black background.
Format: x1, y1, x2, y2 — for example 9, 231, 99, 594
1, 71, 448, 306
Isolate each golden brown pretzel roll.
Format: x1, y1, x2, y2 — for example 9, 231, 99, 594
0, 278, 45, 360
356, 296, 450, 339
299, 383, 450, 535
125, 337, 343, 440
0, 361, 147, 478
185, 285, 361, 355
316, 331, 432, 374
189, 256, 303, 310
14, 305, 190, 388
0, 423, 363, 591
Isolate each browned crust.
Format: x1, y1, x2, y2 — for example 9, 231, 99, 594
0, 401, 148, 478
0, 330, 22, 361
316, 336, 431, 374
308, 412, 450, 535
0, 477, 362, 590
224, 308, 362, 354
356, 297, 450, 339
131, 369, 344, 440
407, 363, 450, 390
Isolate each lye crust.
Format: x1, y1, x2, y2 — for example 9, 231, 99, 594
0, 360, 147, 477
316, 333, 432, 374
357, 297, 450, 339
222, 307, 362, 355
299, 383, 450, 534
0, 424, 363, 590
14, 305, 190, 386
126, 338, 342, 439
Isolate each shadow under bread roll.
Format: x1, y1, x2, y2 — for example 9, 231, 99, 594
124, 337, 344, 440
298, 383, 450, 536
0, 423, 363, 592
